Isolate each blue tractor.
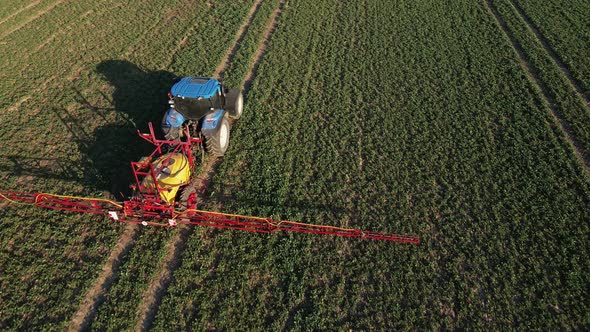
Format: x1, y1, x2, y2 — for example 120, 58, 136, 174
161, 77, 243, 156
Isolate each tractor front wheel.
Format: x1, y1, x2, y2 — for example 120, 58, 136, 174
204, 116, 231, 157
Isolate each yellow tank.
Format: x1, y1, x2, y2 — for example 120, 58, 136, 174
141, 153, 191, 204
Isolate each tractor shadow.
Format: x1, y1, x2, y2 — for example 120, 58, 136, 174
86, 60, 178, 197
0, 60, 177, 197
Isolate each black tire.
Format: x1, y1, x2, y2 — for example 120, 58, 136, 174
161, 115, 181, 141
203, 116, 231, 157
225, 88, 243, 120
179, 185, 198, 210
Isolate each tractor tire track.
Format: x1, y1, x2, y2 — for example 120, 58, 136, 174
508, 0, 590, 109
134, 157, 220, 332
67, 224, 140, 332
64, 2, 209, 330
134, 1, 286, 330
0, 0, 41, 27
212, 0, 264, 80
0, 0, 70, 40
483, 0, 590, 174
242, 0, 286, 90
133, 226, 192, 332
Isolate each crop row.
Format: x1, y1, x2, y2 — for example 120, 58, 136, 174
515, 0, 590, 97
88, 227, 174, 331
221, 0, 281, 89
153, 0, 590, 329
84, 2, 286, 330
0, 0, 256, 329
490, 0, 590, 154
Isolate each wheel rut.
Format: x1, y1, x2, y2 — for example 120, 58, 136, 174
0, 0, 41, 27
133, 1, 286, 331
508, 0, 590, 108
483, 0, 590, 174
213, 0, 264, 80
242, 0, 286, 90
66, 1, 269, 330
68, 224, 140, 332
0, 0, 69, 40
67, 1, 286, 329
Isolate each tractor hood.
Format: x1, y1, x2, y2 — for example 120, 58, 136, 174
141, 153, 191, 204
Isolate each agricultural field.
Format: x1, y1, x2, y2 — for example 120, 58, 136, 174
0, 0, 258, 329
1, 0, 589, 330
514, 0, 590, 97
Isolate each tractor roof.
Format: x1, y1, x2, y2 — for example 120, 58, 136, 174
171, 77, 220, 99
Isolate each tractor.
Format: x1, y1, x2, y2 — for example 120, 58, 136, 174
0, 77, 420, 243
161, 77, 243, 157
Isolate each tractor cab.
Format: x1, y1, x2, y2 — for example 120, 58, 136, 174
161, 76, 244, 157
169, 77, 225, 120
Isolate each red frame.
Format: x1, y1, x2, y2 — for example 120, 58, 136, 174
125, 122, 202, 217
0, 123, 420, 244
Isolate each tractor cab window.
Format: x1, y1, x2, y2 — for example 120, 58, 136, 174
174, 96, 212, 115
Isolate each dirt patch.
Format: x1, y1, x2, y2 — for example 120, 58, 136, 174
68, 224, 139, 331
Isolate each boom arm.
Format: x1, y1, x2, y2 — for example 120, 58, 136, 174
0, 191, 420, 244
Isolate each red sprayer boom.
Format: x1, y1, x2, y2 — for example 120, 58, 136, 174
0, 123, 420, 244
0, 191, 420, 244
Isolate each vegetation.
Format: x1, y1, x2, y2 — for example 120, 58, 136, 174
0, 0, 589, 330
89, 227, 173, 331
85, 1, 287, 329
221, 0, 281, 88
154, 0, 589, 329
490, 0, 590, 152
0, 0, 256, 329
515, 0, 590, 96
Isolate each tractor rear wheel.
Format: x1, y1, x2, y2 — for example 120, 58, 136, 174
204, 116, 231, 157
225, 88, 243, 120
161, 116, 181, 141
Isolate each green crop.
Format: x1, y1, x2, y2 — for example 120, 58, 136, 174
153, 0, 590, 329
514, 0, 590, 97
1, 0, 589, 330
490, 0, 590, 152
0, 0, 256, 329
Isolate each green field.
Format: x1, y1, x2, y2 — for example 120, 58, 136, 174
515, 0, 590, 97
1, 0, 589, 330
